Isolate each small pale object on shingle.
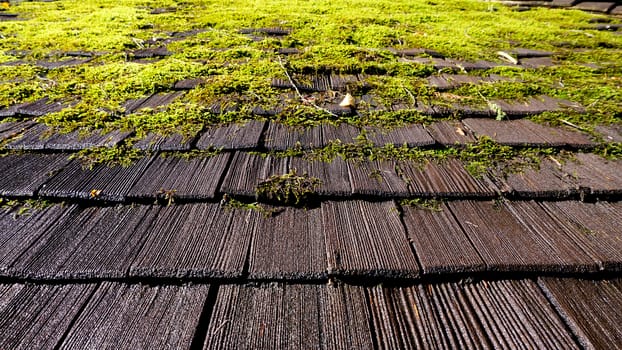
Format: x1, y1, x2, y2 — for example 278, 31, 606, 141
496, 51, 518, 65
339, 93, 356, 108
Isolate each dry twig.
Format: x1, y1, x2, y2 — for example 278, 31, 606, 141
560, 119, 588, 131
402, 84, 417, 107
276, 56, 338, 117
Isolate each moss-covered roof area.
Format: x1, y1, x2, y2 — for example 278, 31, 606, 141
1, 0, 620, 130
2, 2, 622, 348
0, 0, 618, 180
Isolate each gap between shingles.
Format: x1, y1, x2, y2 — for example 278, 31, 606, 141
255, 119, 271, 150
121, 205, 166, 279
362, 288, 381, 350
52, 281, 102, 350
444, 201, 490, 269
4, 270, 622, 289
239, 209, 255, 280
212, 150, 236, 199
394, 200, 425, 276
534, 278, 592, 350
189, 284, 220, 350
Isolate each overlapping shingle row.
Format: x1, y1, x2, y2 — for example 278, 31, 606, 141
506, 0, 622, 15
1, 200, 622, 281
1, 149, 622, 203
1, 117, 599, 151
0, 1, 621, 348
2, 277, 622, 349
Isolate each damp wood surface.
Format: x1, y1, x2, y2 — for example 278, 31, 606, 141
0, 0, 621, 349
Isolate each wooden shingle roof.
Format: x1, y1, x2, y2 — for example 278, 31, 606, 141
1, 0, 622, 348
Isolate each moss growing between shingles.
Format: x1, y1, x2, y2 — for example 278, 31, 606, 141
596, 142, 622, 160
40, 103, 115, 132
288, 58, 434, 76
221, 196, 281, 217
439, 62, 622, 129
5, 0, 620, 59
0, 64, 46, 82
451, 80, 549, 101
69, 59, 214, 101
0, 1, 184, 53
263, 138, 567, 180
70, 145, 145, 169
267, 132, 566, 173
365, 75, 435, 107
272, 103, 343, 127
356, 110, 439, 128
255, 168, 322, 206
0, 80, 44, 107
0, 198, 56, 217
2, 3, 618, 89
0, 0, 618, 168
268, 138, 456, 163
460, 137, 559, 176
399, 198, 443, 211
163, 149, 223, 160
113, 102, 207, 136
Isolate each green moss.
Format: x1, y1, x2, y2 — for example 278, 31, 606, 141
70, 146, 144, 169
163, 149, 223, 160
287, 137, 455, 163
221, 196, 281, 217
356, 110, 437, 128
596, 142, 622, 160
452, 80, 549, 101
41, 103, 114, 132
265, 134, 561, 173
460, 137, 558, 176
3, 1, 619, 125
113, 102, 207, 137
272, 104, 342, 127
255, 168, 322, 206
399, 198, 442, 211
0, 197, 56, 217
0, 0, 619, 167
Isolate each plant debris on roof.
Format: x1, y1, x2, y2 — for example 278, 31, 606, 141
0, 0, 621, 348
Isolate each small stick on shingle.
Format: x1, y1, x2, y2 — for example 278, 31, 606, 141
402, 85, 417, 107
560, 119, 588, 131
276, 56, 338, 117
548, 155, 562, 168
496, 51, 518, 65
